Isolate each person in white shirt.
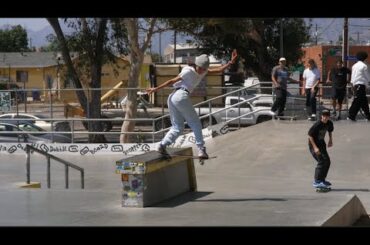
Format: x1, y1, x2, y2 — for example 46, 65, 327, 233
303, 59, 321, 121
348, 51, 370, 121
147, 50, 238, 159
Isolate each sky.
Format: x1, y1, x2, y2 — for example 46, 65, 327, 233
0, 18, 49, 31
2, 18, 370, 48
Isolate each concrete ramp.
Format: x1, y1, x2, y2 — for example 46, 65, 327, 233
323, 195, 368, 226
1, 119, 370, 225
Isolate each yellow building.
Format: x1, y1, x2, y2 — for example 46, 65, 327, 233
0, 52, 59, 101
0, 52, 152, 103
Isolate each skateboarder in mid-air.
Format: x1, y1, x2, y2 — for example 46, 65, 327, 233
308, 110, 334, 191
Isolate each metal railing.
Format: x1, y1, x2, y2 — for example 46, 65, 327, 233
3, 83, 369, 143
25, 144, 84, 189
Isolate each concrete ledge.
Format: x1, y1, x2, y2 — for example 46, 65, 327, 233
17, 182, 41, 188
115, 147, 197, 207
322, 195, 368, 226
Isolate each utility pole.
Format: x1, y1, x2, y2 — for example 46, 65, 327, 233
173, 30, 177, 64
355, 31, 362, 44
315, 24, 318, 45
159, 32, 162, 62
343, 18, 349, 67
280, 19, 284, 57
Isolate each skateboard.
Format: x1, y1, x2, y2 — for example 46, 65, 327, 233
274, 115, 297, 121
159, 153, 217, 165
315, 187, 331, 193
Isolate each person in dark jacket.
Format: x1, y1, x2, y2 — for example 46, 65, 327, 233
308, 109, 334, 188
326, 59, 351, 120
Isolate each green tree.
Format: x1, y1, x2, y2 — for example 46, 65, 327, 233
39, 34, 61, 52
116, 18, 207, 142
0, 25, 29, 52
47, 18, 123, 143
117, 18, 156, 143
151, 52, 162, 63
191, 18, 310, 80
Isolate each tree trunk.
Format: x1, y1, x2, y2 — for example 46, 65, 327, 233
119, 18, 156, 143
120, 53, 142, 143
47, 18, 87, 109
48, 18, 108, 143
88, 18, 107, 143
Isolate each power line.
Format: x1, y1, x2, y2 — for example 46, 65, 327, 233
348, 24, 370, 28
319, 18, 337, 34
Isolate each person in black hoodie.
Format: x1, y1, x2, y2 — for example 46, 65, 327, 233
308, 109, 334, 188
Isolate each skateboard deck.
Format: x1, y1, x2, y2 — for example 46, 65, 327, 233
315, 187, 331, 193
159, 153, 217, 165
274, 115, 297, 121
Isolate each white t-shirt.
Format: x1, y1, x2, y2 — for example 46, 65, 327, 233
173, 66, 207, 93
350, 61, 370, 86
303, 68, 320, 88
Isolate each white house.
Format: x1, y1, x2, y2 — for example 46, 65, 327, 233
163, 43, 221, 64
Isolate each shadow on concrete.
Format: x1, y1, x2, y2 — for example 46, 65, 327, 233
193, 197, 287, 202
154, 191, 213, 207
331, 188, 370, 192
353, 215, 370, 226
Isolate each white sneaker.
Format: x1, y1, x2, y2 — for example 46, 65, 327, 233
198, 147, 209, 159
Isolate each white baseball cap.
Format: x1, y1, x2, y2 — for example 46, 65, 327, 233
195, 54, 210, 69
279, 57, 286, 62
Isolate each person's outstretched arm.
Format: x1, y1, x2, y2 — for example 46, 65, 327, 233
208, 49, 238, 73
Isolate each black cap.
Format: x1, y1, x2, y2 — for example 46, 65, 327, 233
321, 110, 330, 116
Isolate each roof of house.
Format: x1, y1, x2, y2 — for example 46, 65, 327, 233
0, 52, 77, 68
0, 52, 152, 69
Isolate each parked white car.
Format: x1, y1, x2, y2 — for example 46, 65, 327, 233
0, 113, 71, 132
195, 96, 275, 127
0, 123, 52, 143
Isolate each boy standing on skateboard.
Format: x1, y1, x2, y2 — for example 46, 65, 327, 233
308, 110, 334, 189
146, 50, 238, 159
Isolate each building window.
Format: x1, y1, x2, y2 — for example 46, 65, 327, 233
16, 71, 28, 83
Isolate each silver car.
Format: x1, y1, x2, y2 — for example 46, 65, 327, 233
0, 122, 71, 143
0, 113, 71, 132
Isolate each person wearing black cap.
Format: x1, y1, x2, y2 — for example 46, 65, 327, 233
147, 50, 238, 159
347, 51, 370, 121
308, 109, 334, 189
